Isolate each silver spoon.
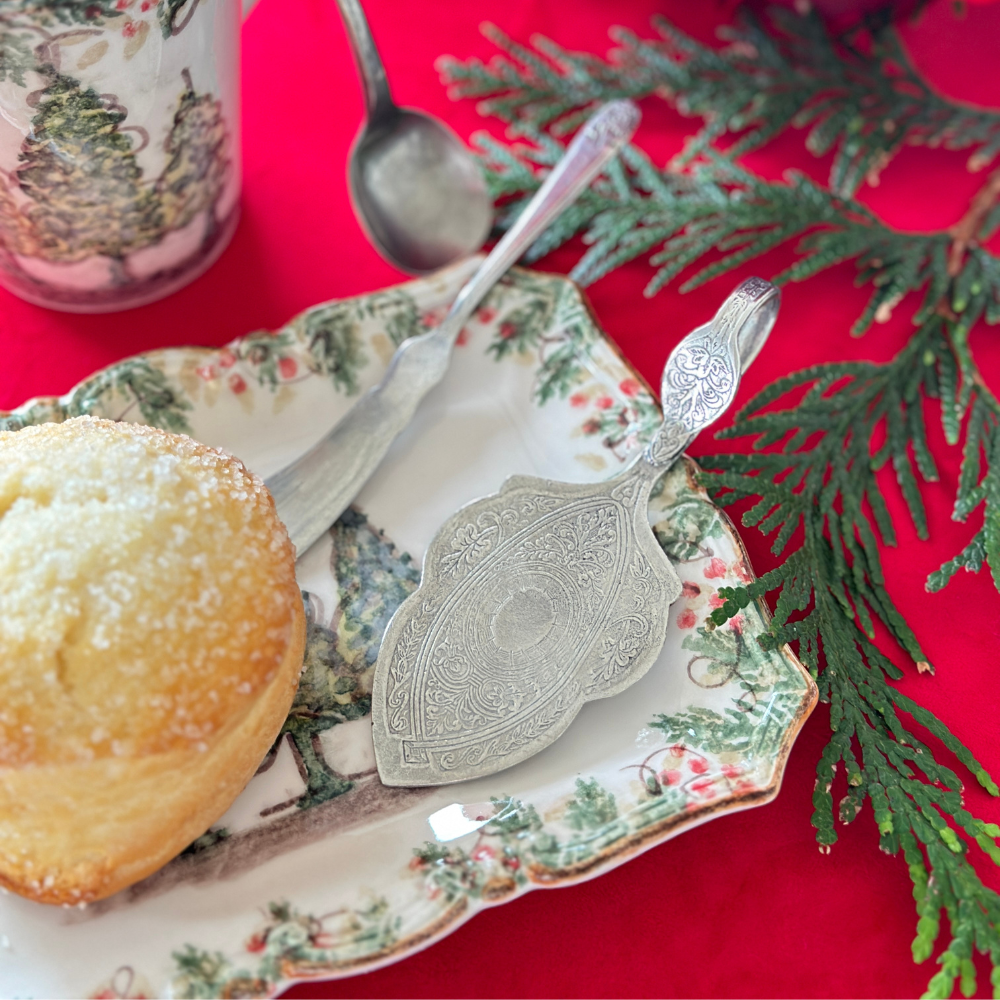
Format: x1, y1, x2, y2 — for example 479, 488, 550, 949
267, 100, 642, 556
336, 0, 493, 272
371, 277, 781, 787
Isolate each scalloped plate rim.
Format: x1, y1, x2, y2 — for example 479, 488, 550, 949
0, 263, 819, 998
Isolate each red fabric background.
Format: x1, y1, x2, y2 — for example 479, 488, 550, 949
4, 1, 1000, 996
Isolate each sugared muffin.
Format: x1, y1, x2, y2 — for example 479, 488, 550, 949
0, 416, 305, 904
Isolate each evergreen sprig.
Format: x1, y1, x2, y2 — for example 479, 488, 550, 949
442, 8, 1000, 997
439, 7, 1000, 195
698, 335, 1000, 1000
475, 139, 983, 319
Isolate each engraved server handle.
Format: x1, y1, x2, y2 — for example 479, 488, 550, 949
267, 100, 641, 556
643, 277, 780, 469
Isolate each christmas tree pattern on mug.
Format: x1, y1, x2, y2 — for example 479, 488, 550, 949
0, 1, 235, 307
0, 70, 229, 280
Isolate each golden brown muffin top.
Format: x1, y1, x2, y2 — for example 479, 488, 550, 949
0, 416, 298, 768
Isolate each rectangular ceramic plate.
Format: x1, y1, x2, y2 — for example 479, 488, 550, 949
0, 260, 816, 999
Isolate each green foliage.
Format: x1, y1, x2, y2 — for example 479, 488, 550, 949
158, 0, 194, 37
182, 826, 230, 857
15, 69, 159, 262
482, 274, 564, 390
280, 620, 364, 811
483, 270, 621, 406
444, 7, 1000, 994
171, 898, 399, 998
0, 61, 231, 265
156, 73, 230, 233
0, 398, 64, 434
653, 616, 805, 757
171, 946, 233, 1000
328, 506, 421, 669
928, 395, 1000, 594
411, 786, 631, 902
486, 293, 558, 361
704, 329, 941, 645
303, 304, 369, 396
299, 288, 425, 396
564, 777, 618, 831
0, 21, 33, 85
474, 133, 981, 319
650, 489, 728, 564
439, 9, 1000, 195
67, 357, 193, 432
280, 509, 420, 810
484, 795, 545, 837
361, 287, 425, 347
235, 329, 298, 389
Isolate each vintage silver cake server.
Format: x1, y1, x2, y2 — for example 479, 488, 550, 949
266, 99, 641, 557
371, 277, 781, 786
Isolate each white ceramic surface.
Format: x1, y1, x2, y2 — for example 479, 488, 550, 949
0, 260, 817, 998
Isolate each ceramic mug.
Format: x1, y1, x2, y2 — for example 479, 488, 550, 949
0, 0, 259, 313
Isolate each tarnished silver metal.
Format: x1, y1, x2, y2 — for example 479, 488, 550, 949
371, 277, 781, 787
646, 275, 778, 467
266, 100, 641, 557
337, 0, 492, 273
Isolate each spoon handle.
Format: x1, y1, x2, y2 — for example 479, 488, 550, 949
442, 100, 640, 337
266, 101, 639, 556
336, 0, 395, 124
643, 277, 780, 469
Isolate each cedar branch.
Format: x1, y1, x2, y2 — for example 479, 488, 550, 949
947, 166, 1000, 276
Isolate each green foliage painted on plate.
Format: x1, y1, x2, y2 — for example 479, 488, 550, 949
0, 357, 193, 434
651, 494, 728, 564
68, 358, 194, 432
653, 618, 805, 762
302, 303, 369, 397
238, 286, 425, 398
171, 898, 400, 999
280, 508, 420, 811
564, 777, 618, 831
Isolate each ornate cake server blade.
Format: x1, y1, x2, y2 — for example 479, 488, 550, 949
371, 277, 781, 786
266, 99, 640, 556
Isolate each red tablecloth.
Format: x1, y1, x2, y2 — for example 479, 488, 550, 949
4, 1, 1000, 996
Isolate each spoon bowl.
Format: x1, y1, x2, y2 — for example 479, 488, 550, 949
337, 0, 492, 272
349, 109, 492, 273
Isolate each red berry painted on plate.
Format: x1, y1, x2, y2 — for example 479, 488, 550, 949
677, 608, 697, 629
704, 557, 727, 579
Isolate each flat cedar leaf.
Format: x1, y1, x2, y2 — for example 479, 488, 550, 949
954, 401, 991, 520
927, 529, 987, 592
984, 492, 1000, 596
